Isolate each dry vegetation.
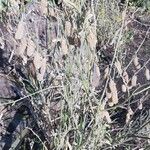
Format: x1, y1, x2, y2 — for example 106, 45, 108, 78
0, 0, 150, 149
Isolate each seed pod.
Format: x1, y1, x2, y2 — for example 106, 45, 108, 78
145, 68, 150, 80
109, 79, 118, 105
122, 84, 126, 92
115, 60, 122, 75
123, 71, 129, 84
104, 66, 109, 79
106, 90, 112, 99
133, 55, 141, 69
131, 75, 137, 87
138, 99, 143, 110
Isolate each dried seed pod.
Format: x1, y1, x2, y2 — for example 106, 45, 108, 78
115, 60, 122, 75
126, 107, 133, 123
106, 90, 112, 99
133, 55, 141, 69
108, 101, 114, 107
109, 79, 118, 105
138, 99, 143, 110
123, 71, 129, 84
104, 66, 109, 79
122, 84, 126, 92
145, 68, 150, 80
131, 75, 137, 87
101, 110, 112, 124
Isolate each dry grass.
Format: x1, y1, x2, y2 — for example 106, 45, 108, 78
0, 0, 150, 149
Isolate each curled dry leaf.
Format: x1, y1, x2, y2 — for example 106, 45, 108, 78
121, 84, 126, 93
115, 60, 123, 75
145, 68, 150, 80
15, 19, 26, 40
123, 71, 129, 84
109, 79, 118, 105
91, 63, 100, 89
133, 55, 141, 69
104, 66, 109, 79
27, 38, 36, 57
61, 38, 68, 55
131, 75, 137, 87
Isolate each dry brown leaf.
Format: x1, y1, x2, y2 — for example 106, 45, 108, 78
41, 0, 48, 15
115, 60, 122, 75
91, 63, 100, 88
15, 19, 26, 40
133, 55, 141, 69
87, 29, 97, 50
145, 68, 150, 80
109, 79, 118, 105
123, 71, 129, 84
104, 66, 109, 79
27, 38, 36, 57
61, 38, 68, 55
121, 84, 126, 93
131, 75, 137, 87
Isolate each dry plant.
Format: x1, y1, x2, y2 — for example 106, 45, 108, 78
0, 0, 150, 149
